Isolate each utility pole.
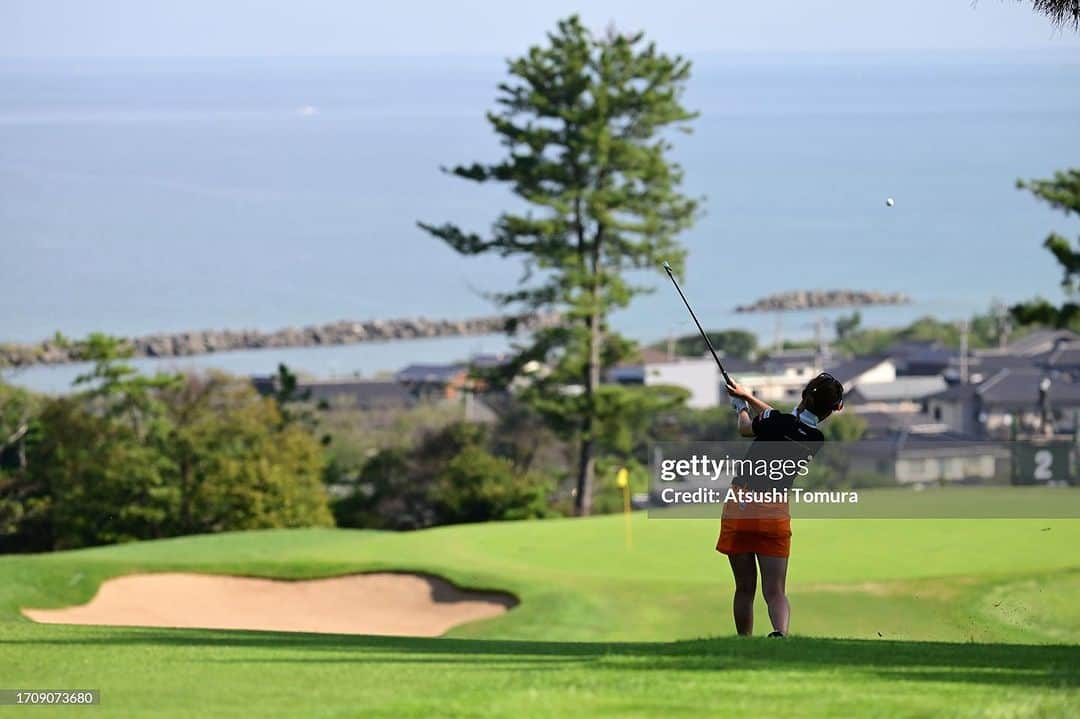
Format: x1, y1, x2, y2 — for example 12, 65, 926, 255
991, 299, 1012, 349
959, 318, 969, 383
815, 316, 830, 366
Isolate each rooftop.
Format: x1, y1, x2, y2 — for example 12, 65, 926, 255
927, 381, 979, 403
981, 329, 1079, 357
930, 368, 1080, 409
885, 340, 954, 374
827, 356, 891, 387
848, 376, 947, 402
1045, 341, 1080, 369
851, 409, 950, 435
396, 363, 467, 384
251, 377, 415, 408
761, 350, 821, 371
976, 368, 1080, 408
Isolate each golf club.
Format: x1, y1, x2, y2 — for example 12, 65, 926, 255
662, 261, 734, 387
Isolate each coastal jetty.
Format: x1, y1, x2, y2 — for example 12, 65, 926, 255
735, 290, 910, 313
0, 312, 560, 369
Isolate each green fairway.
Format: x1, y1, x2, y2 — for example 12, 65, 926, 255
3, 510, 1079, 717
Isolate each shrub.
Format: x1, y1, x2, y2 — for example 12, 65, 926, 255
433, 445, 554, 524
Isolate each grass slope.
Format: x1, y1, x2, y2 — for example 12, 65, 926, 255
3, 512, 1079, 717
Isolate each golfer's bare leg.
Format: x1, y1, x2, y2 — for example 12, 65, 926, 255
728, 553, 757, 636
758, 555, 790, 635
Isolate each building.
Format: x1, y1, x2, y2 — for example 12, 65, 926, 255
926, 367, 1080, 437
885, 340, 955, 376
251, 376, 415, 410
609, 354, 723, 408
828, 356, 896, 392
989, 329, 1078, 357
924, 382, 981, 435
728, 352, 821, 403
846, 376, 948, 413
1044, 341, 1080, 373
760, 350, 823, 383
645, 357, 722, 409
844, 433, 1011, 487
729, 354, 894, 404
847, 409, 949, 437
396, 363, 470, 399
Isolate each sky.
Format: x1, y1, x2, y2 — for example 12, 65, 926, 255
2, 0, 1080, 58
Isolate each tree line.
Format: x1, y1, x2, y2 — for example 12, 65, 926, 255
0, 336, 332, 552
1, 331, 741, 551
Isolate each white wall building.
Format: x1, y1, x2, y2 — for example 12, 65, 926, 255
643, 357, 720, 409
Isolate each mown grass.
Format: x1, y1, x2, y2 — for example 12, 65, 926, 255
3, 508, 1079, 717
3, 623, 1078, 718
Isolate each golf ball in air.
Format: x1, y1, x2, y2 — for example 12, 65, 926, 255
886, 198, 895, 207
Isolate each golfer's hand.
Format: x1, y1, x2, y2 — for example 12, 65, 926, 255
725, 380, 751, 400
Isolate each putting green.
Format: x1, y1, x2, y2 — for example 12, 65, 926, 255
3, 505, 1079, 717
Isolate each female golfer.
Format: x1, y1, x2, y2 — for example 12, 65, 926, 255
719, 372, 844, 637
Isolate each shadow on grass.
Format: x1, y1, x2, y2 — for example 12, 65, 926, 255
5, 627, 1078, 689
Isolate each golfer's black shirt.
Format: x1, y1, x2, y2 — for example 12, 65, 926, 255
751, 409, 825, 446
738, 409, 825, 491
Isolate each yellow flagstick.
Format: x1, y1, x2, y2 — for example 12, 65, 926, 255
616, 467, 632, 550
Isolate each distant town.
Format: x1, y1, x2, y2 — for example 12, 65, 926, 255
257, 326, 1080, 489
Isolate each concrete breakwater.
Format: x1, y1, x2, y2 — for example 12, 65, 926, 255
735, 290, 910, 313
0, 312, 560, 368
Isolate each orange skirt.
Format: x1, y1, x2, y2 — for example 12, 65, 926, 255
715, 507, 792, 558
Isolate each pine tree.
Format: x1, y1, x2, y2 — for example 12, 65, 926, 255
419, 16, 699, 514
1025, 0, 1080, 29
1010, 170, 1080, 328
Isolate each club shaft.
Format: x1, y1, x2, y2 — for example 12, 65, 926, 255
663, 267, 733, 386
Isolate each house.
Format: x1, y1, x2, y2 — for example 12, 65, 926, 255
945, 329, 1080, 383
687, 352, 894, 406
827, 356, 896, 392
608, 349, 774, 409
302, 380, 415, 409
607, 347, 685, 384
924, 382, 981, 435
838, 369, 944, 438
947, 352, 1039, 384
396, 363, 469, 399
722, 353, 895, 405
609, 354, 724, 408
846, 375, 948, 413
1044, 341, 1080, 373
991, 329, 1078, 356
760, 350, 822, 380
730, 352, 821, 403
926, 367, 1080, 437
885, 340, 954, 376
251, 376, 415, 410
469, 353, 512, 371
848, 409, 949, 437
645, 357, 721, 408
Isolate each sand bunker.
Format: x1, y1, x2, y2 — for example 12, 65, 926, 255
22, 572, 516, 637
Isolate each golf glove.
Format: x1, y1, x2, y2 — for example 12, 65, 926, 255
730, 396, 749, 414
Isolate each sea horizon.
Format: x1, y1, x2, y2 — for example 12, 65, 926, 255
3, 49, 1079, 391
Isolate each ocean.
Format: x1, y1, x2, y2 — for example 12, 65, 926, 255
3, 51, 1080, 392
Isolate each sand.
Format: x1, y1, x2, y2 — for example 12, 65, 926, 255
22, 572, 516, 637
